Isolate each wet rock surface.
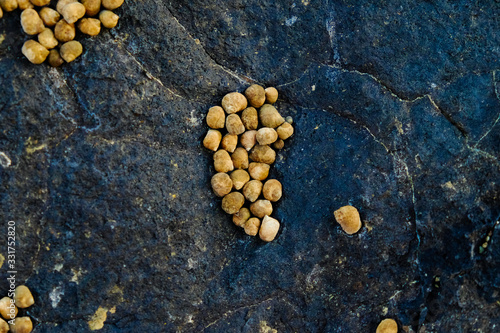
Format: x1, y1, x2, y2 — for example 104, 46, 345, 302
1, 1, 499, 332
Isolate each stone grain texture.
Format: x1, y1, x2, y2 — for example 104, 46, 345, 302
1, 0, 499, 332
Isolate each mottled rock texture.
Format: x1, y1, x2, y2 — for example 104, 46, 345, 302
1, 1, 499, 332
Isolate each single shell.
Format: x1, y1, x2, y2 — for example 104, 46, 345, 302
244, 217, 261, 236
256, 127, 278, 145
82, 0, 101, 16
0, 297, 17, 320
221, 192, 245, 214
0, 318, 9, 333
61, 2, 86, 24
376, 319, 398, 333
213, 149, 234, 173
60, 40, 82, 62
249, 145, 276, 164
259, 215, 280, 242
206, 106, 225, 129
102, 0, 123, 10
17, 0, 33, 10
233, 207, 250, 227
8, 317, 33, 333
262, 179, 282, 202
240, 130, 257, 151
39, 7, 61, 27
259, 104, 285, 128
14, 286, 34, 308
230, 169, 250, 190
221, 134, 238, 153
242, 179, 263, 202
248, 162, 269, 181
38, 28, 58, 49
56, 0, 76, 13
334, 205, 362, 234
54, 19, 75, 42
221, 92, 247, 114
78, 17, 101, 36
244, 84, 266, 108
48, 49, 64, 67
277, 122, 294, 140
211, 173, 233, 197
273, 139, 284, 150
21, 9, 45, 35
0, 6, 3, 18
226, 114, 245, 135
241, 107, 258, 130
30, 0, 50, 5
0, 0, 17, 11
250, 199, 273, 218
22, 40, 49, 64
203, 129, 222, 151
99, 9, 119, 28
231, 147, 248, 169
265, 87, 278, 104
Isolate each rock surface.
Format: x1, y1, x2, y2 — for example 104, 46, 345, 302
0, 0, 499, 332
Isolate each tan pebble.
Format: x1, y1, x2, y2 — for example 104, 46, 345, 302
241, 107, 258, 130
259, 215, 280, 242
211, 173, 232, 197
59, 40, 82, 62
21, 8, 45, 35
273, 139, 284, 150
48, 49, 64, 67
9, 317, 33, 333
263, 179, 282, 202
265, 87, 278, 104
249, 145, 276, 164
240, 130, 257, 151
259, 104, 285, 128
54, 19, 75, 42
0, 7, 3, 18
277, 122, 294, 140
17, 0, 33, 10
0, 0, 17, 11
248, 162, 269, 181
226, 114, 245, 135
231, 147, 248, 169
230, 169, 250, 190
82, 0, 101, 16
99, 9, 118, 28
242, 179, 262, 202
22, 40, 49, 64
78, 17, 101, 35
30, 0, 50, 6
202, 129, 222, 151
39, 7, 61, 26
244, 84, 266, 108
102, 0, 123, 10
233, 207, 250, 227
213, 149, 234, 173
376, 318, 398, 333
221, 92, 247, 114
334, 205, 362, 234
206, 106, 225, 129
250, 199, 273, 218
256, 127, 278, 145
221, 192, 245, 214
56, 0, 75, 14
221, 134, 238, 153
244, 217, 261, 236
38, 28, 58, 49
14, 286, 34, 308
0, 318, 8, 333
61, 2, 85, 24
0, 297, 17, 320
